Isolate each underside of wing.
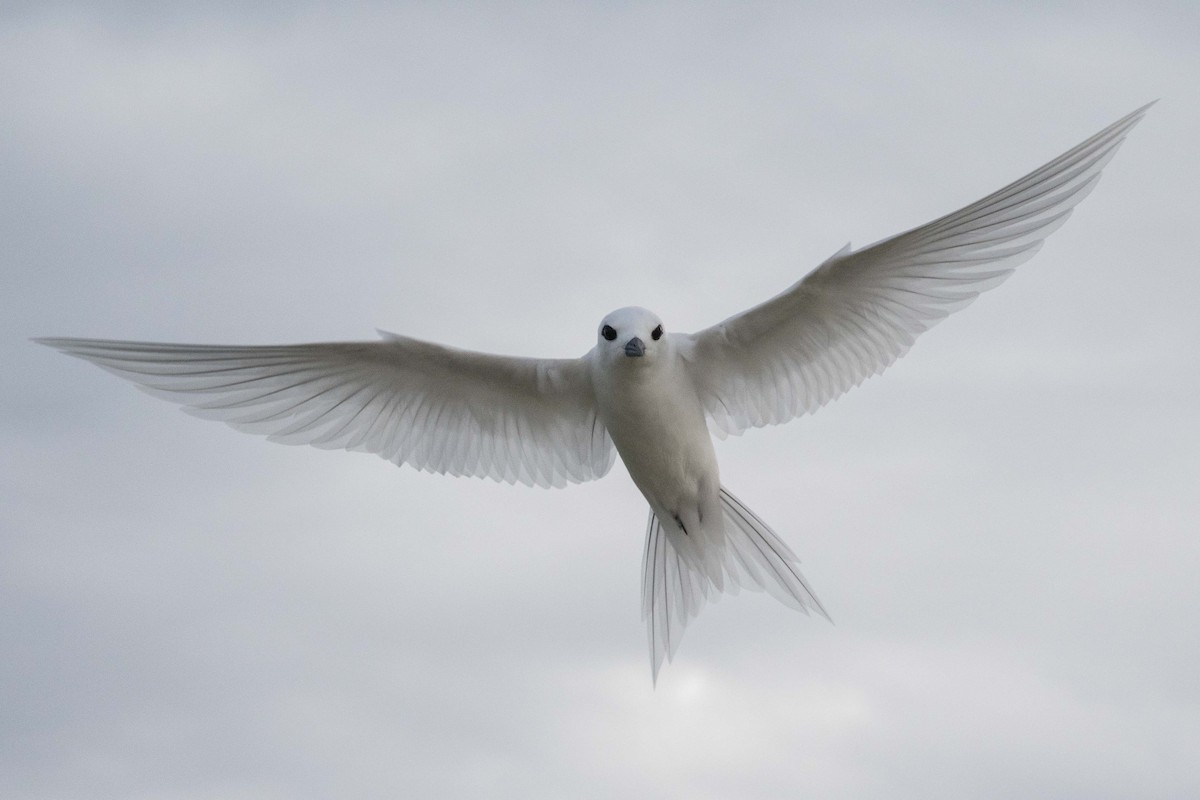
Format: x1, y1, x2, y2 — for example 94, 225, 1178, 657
679, 103, 1152, 437
37, 333, 614, 488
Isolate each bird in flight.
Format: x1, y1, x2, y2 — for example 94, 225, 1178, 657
39, 104, 1150, 682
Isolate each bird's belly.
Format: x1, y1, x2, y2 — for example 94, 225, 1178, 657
600, 382, 719, 522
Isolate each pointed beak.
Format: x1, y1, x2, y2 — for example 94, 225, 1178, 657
624, 337, 646, 358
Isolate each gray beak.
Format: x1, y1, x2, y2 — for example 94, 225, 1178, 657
624, 337, 646, 358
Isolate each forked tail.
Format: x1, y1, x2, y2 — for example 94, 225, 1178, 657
641, 486, 831, 683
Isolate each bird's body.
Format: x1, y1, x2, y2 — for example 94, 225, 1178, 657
38, 104, 1151, 681
590, 308, 719, 542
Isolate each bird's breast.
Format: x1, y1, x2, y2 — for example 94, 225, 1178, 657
592, 360, 718, 515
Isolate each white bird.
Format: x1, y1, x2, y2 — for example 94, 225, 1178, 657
38, 104, 1150, 682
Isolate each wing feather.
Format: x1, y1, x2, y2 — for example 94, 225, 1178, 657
679, 104, 1151, 436
37, 334, 616, 488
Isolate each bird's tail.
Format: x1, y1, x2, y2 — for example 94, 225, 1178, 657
641, 486, 831, 683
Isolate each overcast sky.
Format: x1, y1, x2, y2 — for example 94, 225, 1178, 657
3, 3, 1198, 798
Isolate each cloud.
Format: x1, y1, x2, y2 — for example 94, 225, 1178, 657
3, 3, 1197, 798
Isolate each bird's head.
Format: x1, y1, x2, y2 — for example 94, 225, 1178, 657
596, 306, 666, 367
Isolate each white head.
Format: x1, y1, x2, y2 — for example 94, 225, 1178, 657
595, 306, 666, 366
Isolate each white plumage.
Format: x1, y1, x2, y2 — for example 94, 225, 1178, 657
38, 104, 1150, 682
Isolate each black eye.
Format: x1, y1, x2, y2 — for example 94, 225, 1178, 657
601, 325, 617, 341
651, 324, 663, 341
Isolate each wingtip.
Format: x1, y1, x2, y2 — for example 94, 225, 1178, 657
31, 336, 75, 352
1116, 100, 1157, 129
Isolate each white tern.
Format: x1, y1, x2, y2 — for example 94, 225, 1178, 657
39, 104, 1150, 681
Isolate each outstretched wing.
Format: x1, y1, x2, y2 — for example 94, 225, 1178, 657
677, 104, 1151, 437
37, 333, 615, 488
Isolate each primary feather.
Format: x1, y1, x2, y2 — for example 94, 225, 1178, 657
36, 335, 614, 488
680, 103, 1151, 437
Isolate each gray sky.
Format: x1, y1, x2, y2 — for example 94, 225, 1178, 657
3, 3, 1198, 798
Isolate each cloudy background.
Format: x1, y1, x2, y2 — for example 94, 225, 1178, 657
3, 3, 1197, 798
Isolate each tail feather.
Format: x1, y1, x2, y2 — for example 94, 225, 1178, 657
641, 486, 831, 683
